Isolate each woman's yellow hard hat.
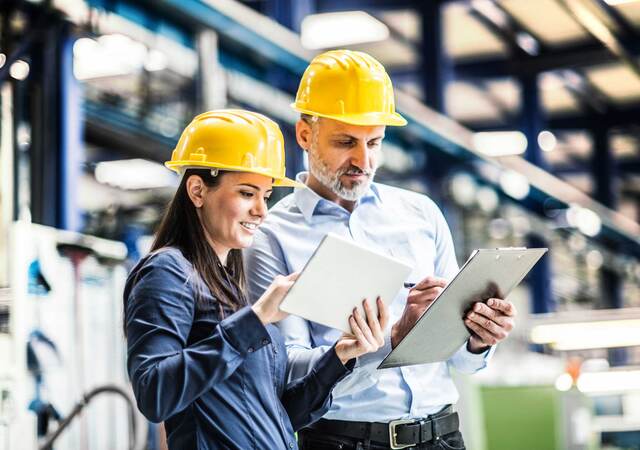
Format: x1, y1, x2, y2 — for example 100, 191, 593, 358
166, 109, 302, 188
292, 50, 407, 127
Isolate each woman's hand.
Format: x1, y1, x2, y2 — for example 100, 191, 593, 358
335, 298, 389, 364
252, 272, 299, 325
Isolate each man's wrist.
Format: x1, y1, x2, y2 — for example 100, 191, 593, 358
467, 337, 491, 354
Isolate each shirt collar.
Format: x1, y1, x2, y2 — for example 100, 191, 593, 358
293, 172, 383, 223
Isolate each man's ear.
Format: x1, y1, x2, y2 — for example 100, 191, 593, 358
295, 119, 312, 152
186, 175, 205, 208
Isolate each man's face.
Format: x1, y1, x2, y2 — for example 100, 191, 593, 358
301, 118, 385, 201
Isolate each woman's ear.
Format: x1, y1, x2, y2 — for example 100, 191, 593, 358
186, 175, 206, 208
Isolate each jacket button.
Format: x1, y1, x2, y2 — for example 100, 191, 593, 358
247, 347, 254, 353
262, 339, 270, 345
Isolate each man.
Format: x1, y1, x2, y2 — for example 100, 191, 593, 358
245, 50, 516, 450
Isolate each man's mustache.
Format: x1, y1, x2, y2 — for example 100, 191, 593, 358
340, 166, 373, 177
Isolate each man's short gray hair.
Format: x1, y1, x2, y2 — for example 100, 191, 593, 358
300, 114, 319, 125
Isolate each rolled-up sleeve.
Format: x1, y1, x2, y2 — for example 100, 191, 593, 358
125, 251, 270, 422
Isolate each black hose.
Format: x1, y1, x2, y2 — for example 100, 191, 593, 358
38, 384, 138, 450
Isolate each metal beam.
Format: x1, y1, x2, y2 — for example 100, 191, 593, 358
559, 0, 640, 79
453, 39, 640, 77
315, 0, 416, 12
552, 157, 640, 175
149, 0, 640, 257
465, 104, 640, 130
418, 1, 447, 113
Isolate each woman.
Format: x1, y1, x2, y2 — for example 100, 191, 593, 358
124, 110, 388, 450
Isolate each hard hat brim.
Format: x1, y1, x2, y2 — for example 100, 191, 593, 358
165, 161, 305, 189
292, 104, 408, 127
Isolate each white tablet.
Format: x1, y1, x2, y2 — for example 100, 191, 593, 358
280, 233, 413, 334
378, 247, 548, 369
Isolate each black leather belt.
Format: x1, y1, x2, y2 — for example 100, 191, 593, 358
306, 407, 459, 449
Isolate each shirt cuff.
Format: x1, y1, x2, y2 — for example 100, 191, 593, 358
314, 345, 353, 387
448, 339, 495, 373
219, 306, 271, 356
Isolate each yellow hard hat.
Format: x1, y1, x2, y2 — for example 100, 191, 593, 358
292, 50, 407, 127
165, 109, 302, 188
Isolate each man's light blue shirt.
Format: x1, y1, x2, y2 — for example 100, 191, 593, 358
245, 173, 493, 421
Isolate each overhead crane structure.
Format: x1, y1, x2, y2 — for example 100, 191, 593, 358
2, 0, 639, 307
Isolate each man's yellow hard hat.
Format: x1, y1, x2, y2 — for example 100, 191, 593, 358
292, 50, 407, 127
165, 109, 302, 188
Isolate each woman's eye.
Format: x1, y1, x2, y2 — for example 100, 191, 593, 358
240, 191, 254, 198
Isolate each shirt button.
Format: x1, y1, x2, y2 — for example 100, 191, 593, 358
288, 443, 294, 448
247, 347, 254, 353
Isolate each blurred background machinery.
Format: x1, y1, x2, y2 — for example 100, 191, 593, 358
1, 0, 639, 449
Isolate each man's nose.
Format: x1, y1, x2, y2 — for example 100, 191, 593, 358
350, 143, 370, 170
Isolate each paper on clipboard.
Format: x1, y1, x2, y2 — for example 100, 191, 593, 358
279, 233, 413, 334
378, 247, 547, 369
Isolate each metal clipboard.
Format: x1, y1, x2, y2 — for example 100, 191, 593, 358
378, 247, 548, 369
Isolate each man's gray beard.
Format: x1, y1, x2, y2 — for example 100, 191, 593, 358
308, 150, 374, 201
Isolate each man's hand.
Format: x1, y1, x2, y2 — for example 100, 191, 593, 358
465, 298, 516, 353
391, 276, 447, 348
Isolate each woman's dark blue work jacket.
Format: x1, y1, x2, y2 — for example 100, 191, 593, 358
124, 248, 351, 450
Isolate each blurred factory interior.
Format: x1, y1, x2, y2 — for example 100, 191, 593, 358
1, 0, 640, 448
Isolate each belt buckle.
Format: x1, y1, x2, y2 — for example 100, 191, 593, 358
388, 419, 415, 450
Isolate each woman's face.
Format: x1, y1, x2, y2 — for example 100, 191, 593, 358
188, 171, 273, 261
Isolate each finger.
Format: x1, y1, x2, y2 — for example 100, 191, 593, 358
413, 276, 448, 291
486, 298, 516, 316
363, 299, 383, 338
466, 312, 508, 341
363, 298, 384, 346
408, 287, 443, 303
464, 318, 499, 346
471, 302, 498, 320
467, 307, 514, 331
349, 315, 368, 349
377, 297, 390, 331
353, 307, 376, 346
285, 271, 300, 281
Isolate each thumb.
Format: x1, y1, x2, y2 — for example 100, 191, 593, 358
285, 271, 300, 282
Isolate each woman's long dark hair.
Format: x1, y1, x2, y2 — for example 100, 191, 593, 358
151, 168, 247, 314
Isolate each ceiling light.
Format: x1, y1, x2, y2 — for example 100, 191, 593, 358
565, 204, 601, 237
577, 369, 640, 394
73, 34, 147, 80
144, 49, 168, 72
538, 131, 557, 152
499, 170, 530, 200
471, 0, 508, 28
95, 159, 178, 190
301, 11, 390, 49
530, 319, 640, 350
603, 0, 640, 5
0, 53, 6, 69
10, 60, 29, 80
473, 131, 528, 157
555, 373, 574, 392
449, 173, 477, 207
516, 32, 539, 56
